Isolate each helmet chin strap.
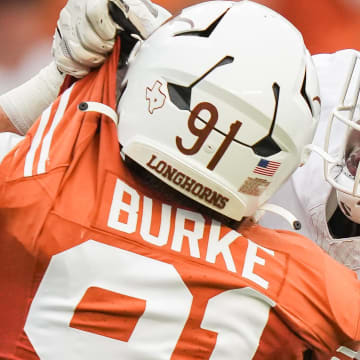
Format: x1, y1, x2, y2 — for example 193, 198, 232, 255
252, 203, 302, 231
304, 143, 338, 164
78, 101, 119, 125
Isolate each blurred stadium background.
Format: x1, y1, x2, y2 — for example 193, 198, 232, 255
0, 0, 359, 93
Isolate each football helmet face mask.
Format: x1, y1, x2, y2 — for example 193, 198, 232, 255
117, 0, 320, 221
320, 52, 360, 223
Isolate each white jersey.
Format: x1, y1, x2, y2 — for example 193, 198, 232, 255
260, 49, 360, 277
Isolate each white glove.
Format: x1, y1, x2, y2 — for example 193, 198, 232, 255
109, 0, 171, 39
53, 0, 171, 78
52, 0, 117, 78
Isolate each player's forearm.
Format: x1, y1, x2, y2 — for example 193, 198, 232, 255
0, 0, 171, 136
0, 105, 20, 134
0, 62, 65, 135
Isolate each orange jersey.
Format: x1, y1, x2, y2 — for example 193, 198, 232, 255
0, 42, 360, 360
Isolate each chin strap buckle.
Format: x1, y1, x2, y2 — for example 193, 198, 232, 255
252, 203, 302, 231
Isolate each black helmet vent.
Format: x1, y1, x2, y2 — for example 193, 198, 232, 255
168, 56, 234, 111
301, 71, 313, 115
174, 9, 229, 38
251, 83, 282, 157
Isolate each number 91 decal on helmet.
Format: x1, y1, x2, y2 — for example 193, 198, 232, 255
117, 0, 321, 222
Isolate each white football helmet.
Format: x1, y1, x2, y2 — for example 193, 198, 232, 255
314, 51, 360, 223
117, 0, 320, 221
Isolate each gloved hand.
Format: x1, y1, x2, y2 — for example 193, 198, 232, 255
0, 0, 172, 135
52, 0, 171, 78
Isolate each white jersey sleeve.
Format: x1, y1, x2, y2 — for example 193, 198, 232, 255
0, 132, 23, 163
260, 49, 360, 277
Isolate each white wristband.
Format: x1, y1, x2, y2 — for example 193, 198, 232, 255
0, 61, 65, 135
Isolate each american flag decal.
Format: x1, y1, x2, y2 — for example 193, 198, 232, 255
253, 159, 281, 177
